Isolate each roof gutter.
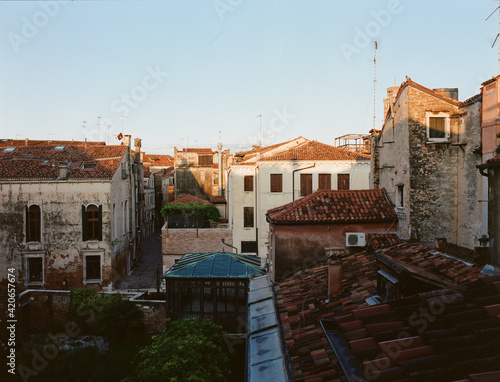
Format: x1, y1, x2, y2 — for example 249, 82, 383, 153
292, 164, 315, 201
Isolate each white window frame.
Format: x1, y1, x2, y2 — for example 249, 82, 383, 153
426, 112, 450, 142
24, 252, 45, 286
83, 251, 103, 283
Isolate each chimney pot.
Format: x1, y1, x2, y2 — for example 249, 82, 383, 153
59, 166, 68, 180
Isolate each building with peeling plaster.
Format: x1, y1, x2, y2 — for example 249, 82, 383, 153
0, 141, 139, 291
371, 78, 486, 250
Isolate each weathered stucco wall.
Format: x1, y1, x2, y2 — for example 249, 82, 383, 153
0, 151, 135, 291
161, 226, 233, 272
272, 223, 396, 280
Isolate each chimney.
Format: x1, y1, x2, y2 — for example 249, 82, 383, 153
123, 135, 132, 147
218, 142, 223, 196
59, 166, 68, 180
383, 85, 400, 119
325, 247, 346, 298
25, 138, 29, 146
433, 88, 459, 101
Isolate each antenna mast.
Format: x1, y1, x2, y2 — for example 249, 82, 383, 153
486, 1, 500, 75
373, 41, 378, 131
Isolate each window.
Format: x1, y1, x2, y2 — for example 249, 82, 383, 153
122, 202, 125, 235
244, 175, 254, 192
198, 154, 213, 166
241, 241, 258, 253
26, 257, 43, 283
112, 204, 117, 239
397, 185, 404, 207
270, 174, 283, 193
243, 207, 254, 228
3, 147, 16, 152
337, 174, 350, 190
26, 205, 41, 242
426, 112, 450, 141
300, 174, 313, 196
54, 145, 66, 150
82, 204, 102, 241
85, 255, 101, 281
318, 174, 331, 190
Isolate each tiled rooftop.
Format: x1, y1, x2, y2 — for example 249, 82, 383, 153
368, 233, 403, 250
0, 139, 105, 147
330, 275, 500, 381
260, 141, 370, 162
168, 194, 212, 205
487, 154, 500, 164
0, 145, 127, 180
178, 148, 214, 154
274, 242, 489, 381
267, 189, 398, 224
145, 153, 174, 167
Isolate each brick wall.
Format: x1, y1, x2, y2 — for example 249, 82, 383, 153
161, 226, 233, 271
18, 290, 166, 336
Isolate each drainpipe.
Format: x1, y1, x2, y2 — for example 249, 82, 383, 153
255, 164, 260, 256
292, 164, 316, 201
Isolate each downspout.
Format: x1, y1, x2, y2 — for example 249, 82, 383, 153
292, 164, 316, 201
255, 164, 260, 256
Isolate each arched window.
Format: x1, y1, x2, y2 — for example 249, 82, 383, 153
26, 204, 41, 242
82, 204, 102, 241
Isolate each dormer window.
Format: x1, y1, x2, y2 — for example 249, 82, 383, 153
3, 147, 16, 152
377, 269, 400, 301
54, 145, 66, 150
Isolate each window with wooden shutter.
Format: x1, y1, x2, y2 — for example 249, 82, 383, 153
244, 175, 253, 192
270, 174, 282, 193
318, 174, 331, 190
243, 207, 254, 228
26, 205, 41, 242
300, 174, 313, 196
337, 174, 350, 190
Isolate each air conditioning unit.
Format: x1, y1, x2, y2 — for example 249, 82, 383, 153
345, 232, 366, 247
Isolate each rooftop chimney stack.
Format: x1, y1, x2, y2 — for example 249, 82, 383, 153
59, 166, 68, 180
25, 138, 28, 146
123, 134, 132, 147
325, 247, 346, 298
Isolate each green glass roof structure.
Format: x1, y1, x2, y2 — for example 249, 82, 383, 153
163, 252, 264, 279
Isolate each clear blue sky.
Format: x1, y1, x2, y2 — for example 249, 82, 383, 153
0, 0, 498, 155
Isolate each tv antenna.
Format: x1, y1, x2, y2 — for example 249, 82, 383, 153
82, 121, 87, 140
486, 0, 500, 75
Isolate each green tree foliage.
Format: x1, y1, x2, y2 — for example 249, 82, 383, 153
67, 288, 121, 333
127, 318, 231, 382
97, 298, 145, 345
161, 202, 220, 223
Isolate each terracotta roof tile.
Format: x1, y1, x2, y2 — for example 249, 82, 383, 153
144, 153, 174, 167
169, 194, 212, 205
0, 139, 105, 147
260, 141, 370, 162
267, 189, 397, 224
0, 145, 127, 180
274, 242, 489, 381
369, 233, 403, 249
179, 148, 214, 154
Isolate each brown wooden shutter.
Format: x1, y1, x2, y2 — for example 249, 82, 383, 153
300, 174, 312, 196
25, 205, 29, 242
318, 174, 331, 190
270, 174, 282, 193
243, 207, 254, 228
337, 174, 350, 190
82, 205, 88, 241
244, 175, 253, 192
98, 205, 103, 241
